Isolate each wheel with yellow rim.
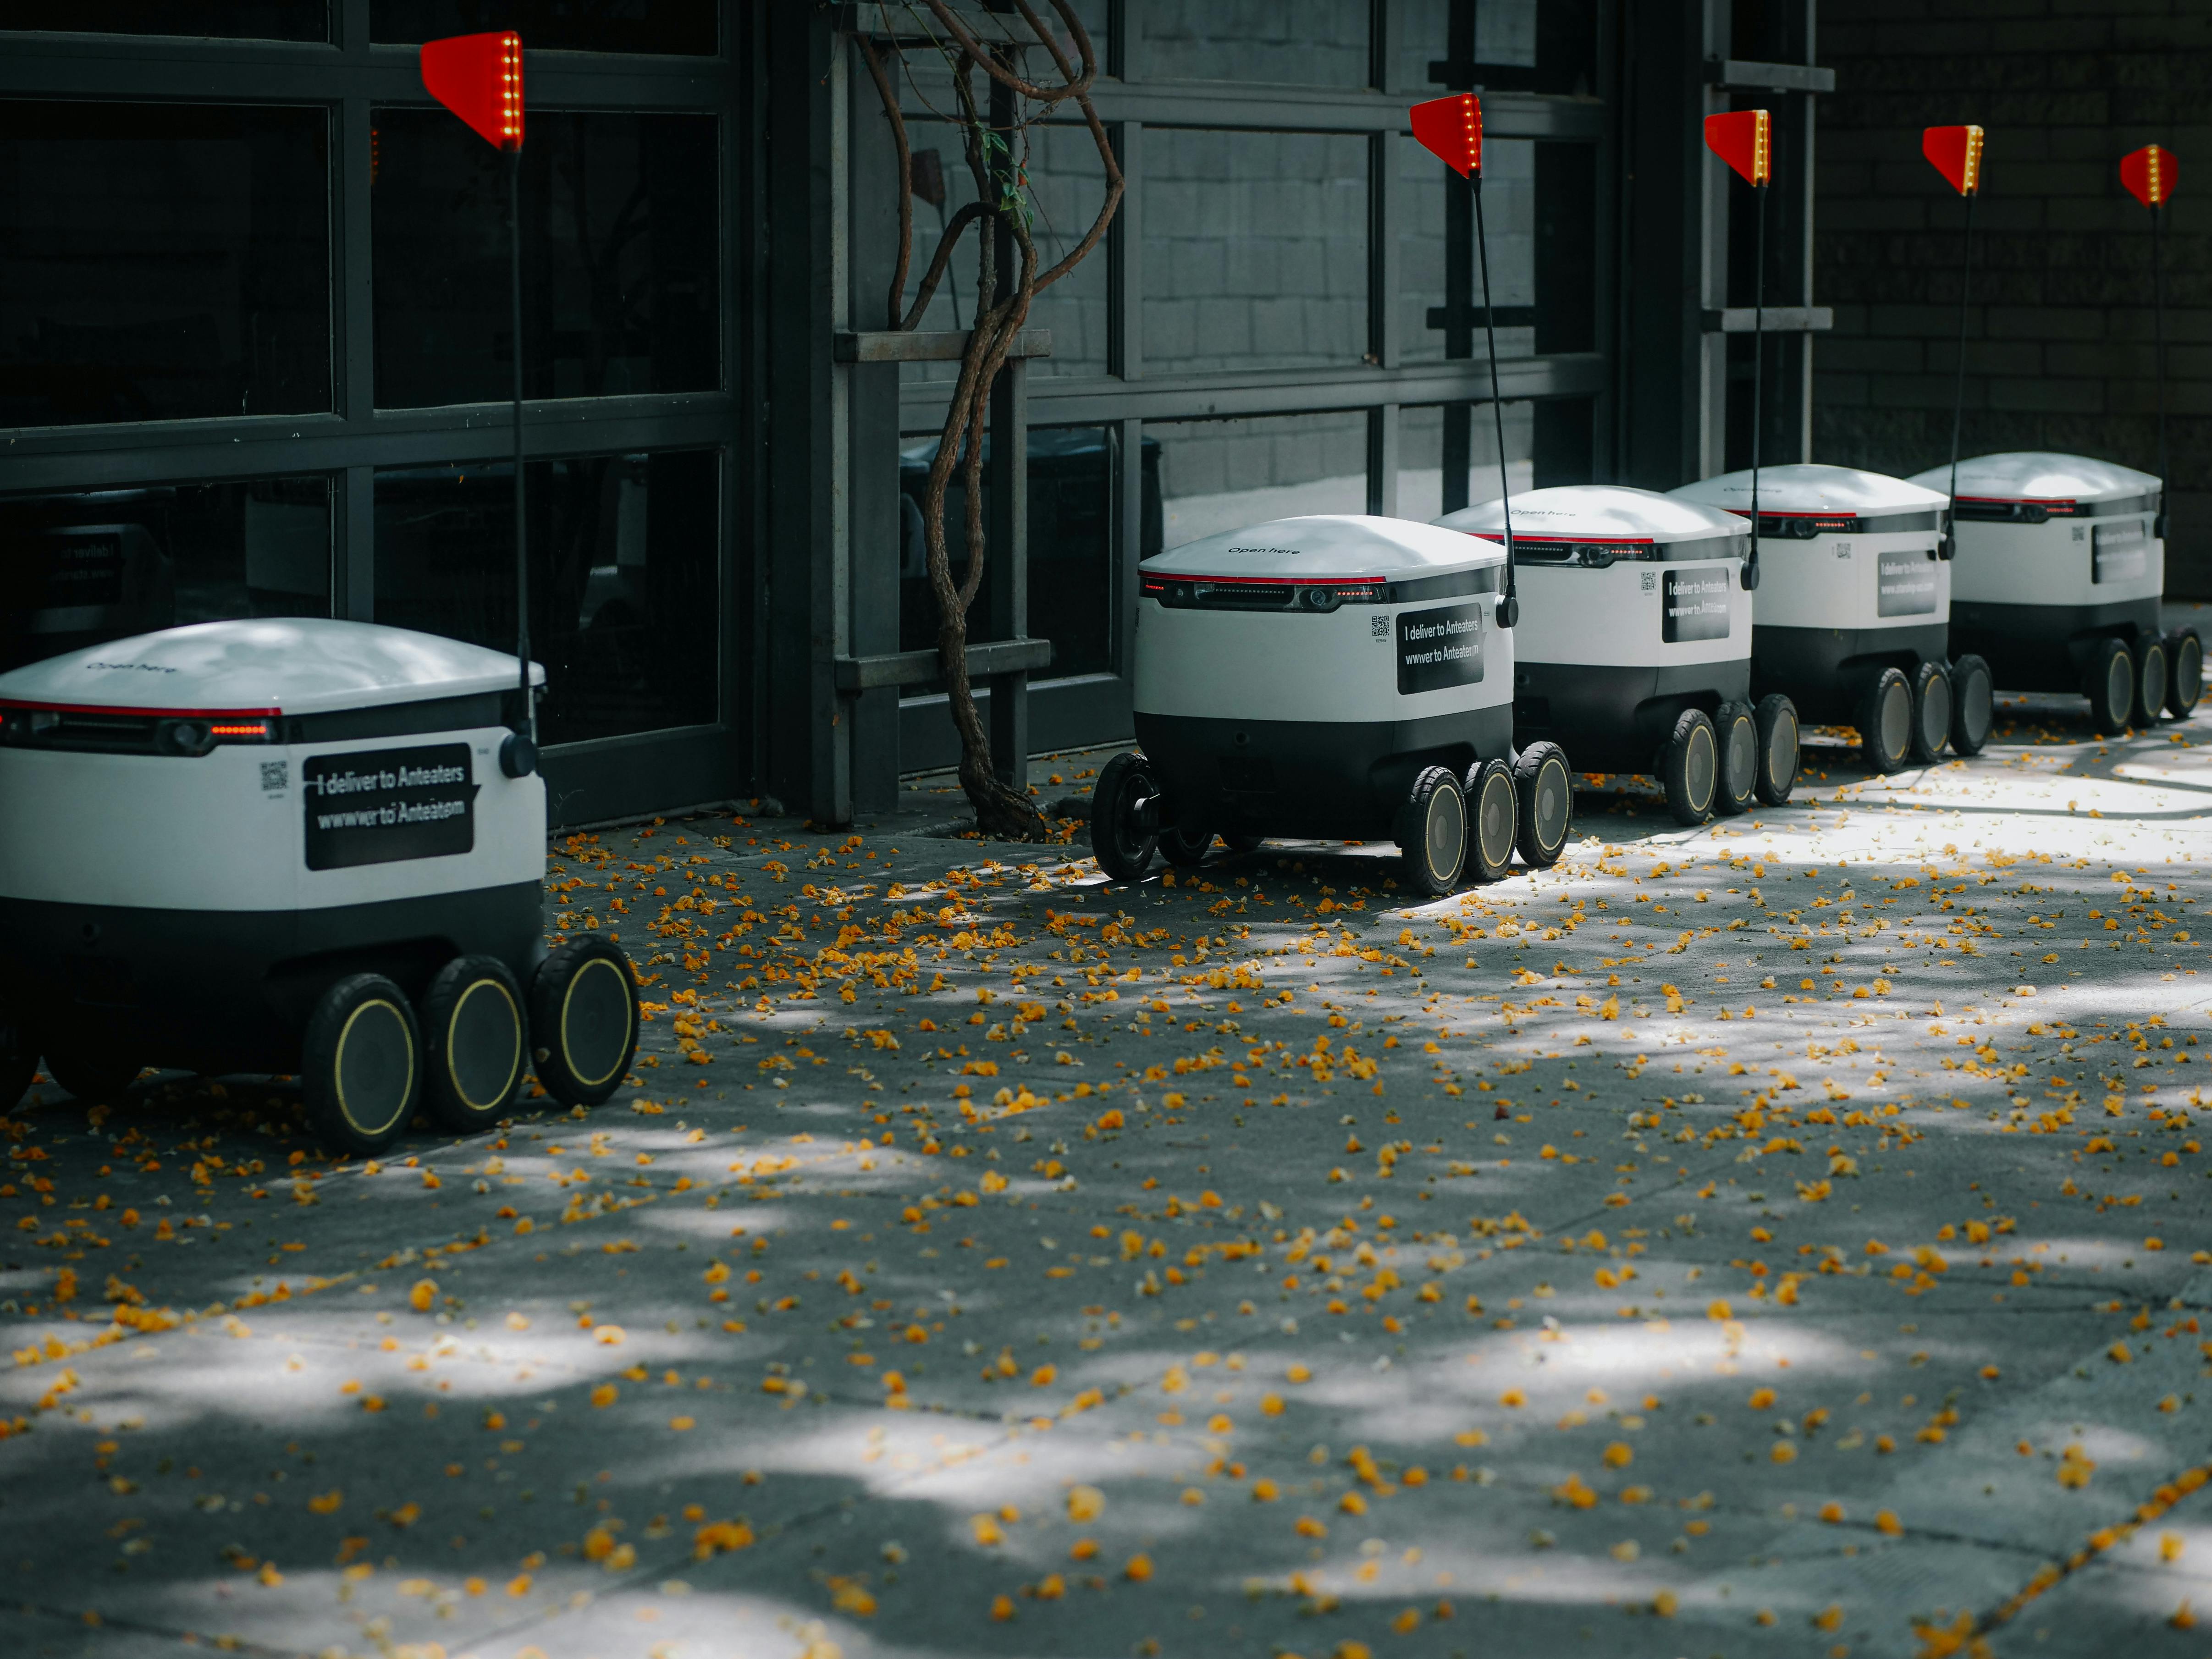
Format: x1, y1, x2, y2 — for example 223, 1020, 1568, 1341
421, 954, 527, 1133
530, 938, 640, 1109
303, 973, 422, 1154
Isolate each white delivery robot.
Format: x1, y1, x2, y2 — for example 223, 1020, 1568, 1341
1092, 515, 1571, 895
1669, 464, 1989, 772
1906, 452, 2201, 734
0, 619, 638, 1153
1436, 486, 1798, 826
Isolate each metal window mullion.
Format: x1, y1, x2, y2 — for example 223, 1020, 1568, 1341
1373, 127, 1399, 368
1112, 120, 1142, 381
1116, 413, 1142, 676
1369, 402, 1398, 516
338, 464, 375, 621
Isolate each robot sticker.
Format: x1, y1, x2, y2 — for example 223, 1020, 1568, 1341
303, 744, 477, 871
1876, 549, 1940, 616
1661, 567, 1732, 642
2093, 519, 2148, 585
1396, 602, 1484, 694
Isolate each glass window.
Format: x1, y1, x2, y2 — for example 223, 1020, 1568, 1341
374, 450, 718, 744
1399, 136, 1594, 364
1143, 130, 1369, 374
0, 476, 331, 673
1398, 401, 1532, 524
897, 123, 1111, 382
1143, 0, 1370, 88
1147, 410, 1367, 552
370, 0, 715, 54
1395, 0, 1597, 97
372, 109, 717, 408
896, 424, 1116, 683
0, 101, 331, 428
0, 1, 328, 38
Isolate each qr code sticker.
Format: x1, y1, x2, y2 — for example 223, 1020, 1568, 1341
1370, 613, 1390, 639
1640, 571, 1657, 592
260, 760, 289, 793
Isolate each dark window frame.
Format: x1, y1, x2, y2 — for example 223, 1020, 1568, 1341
0, 0, 756, 826
879, 0, 1617, 767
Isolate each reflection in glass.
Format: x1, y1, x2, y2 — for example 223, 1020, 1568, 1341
1398, 402, 1533, 524
1394, 0, 1596, 96
0, 1, 327, 38
370, 0, 714, 54
896, 426, 1119, 683
372, 109, 717, 408
896, 123, 1111, 383
374, 451, 717, 744
1146, 411, 1367, 552
0, 101, 331, 428
1144, 0, 1370, 87
0, 477, 331, 673
1143, 130, 1368, 374
1399, 133, 1533, 365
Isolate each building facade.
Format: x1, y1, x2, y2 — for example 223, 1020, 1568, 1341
1, 1, 1845, 827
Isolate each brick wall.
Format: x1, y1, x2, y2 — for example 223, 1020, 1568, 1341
1815, 2, 2212, 596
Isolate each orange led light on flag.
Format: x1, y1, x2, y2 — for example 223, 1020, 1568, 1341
421, 31, 524, 151
1923, 125, 1984, 196
1705, 110, 1771, 187
2121, 144, 2176, 209
1410, 93, 1483, 178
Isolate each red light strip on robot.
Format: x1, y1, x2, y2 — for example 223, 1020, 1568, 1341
1142, 573, 1383, 586
1953, 495, 2080, 513
0, 699, 281, 720
1455, 533, 1655, 546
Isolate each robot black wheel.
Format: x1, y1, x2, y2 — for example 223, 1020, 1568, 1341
1396, 767, 1468, 896
530, 938, 641, 1110
2083, 638, 2135, 738
1711, 702, 1757, 816
1856, 668, 1914, 774
1512, 742, 1574, 867
1089, 752, 1161, 883
2134, 635, 2169, 729
1753, 694, 1800, 805
422, 954, 528, 1132
1947, 656, 1993, 756
1659, 708, 1718, 825
1909, 660, 1952, 764
2167, 629, 2203, 719
303, 973, 422, 1154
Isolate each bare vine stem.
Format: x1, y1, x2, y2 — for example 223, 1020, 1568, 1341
859, 0, 1122, 839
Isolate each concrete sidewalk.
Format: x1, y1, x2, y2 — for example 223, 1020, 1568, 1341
3, 679, 2212, 1659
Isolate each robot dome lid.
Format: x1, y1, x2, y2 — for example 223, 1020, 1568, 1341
0, 618, 543, 718
1146, 514, 1503, 582
1670, 463, 1947, 519
1903, 452, 2161, 506
1436, 484, 1745, 549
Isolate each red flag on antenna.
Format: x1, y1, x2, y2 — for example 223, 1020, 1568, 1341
2121, 144, 2176, 209
421, 31, 524, 151
1704, 110, 1772, 186
1923, 125, 1984, 196
1410, 93, 1483, 178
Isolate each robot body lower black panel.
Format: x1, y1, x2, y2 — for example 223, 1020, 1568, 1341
0, 882, 543, 1075
1511, 659, 1752, 775
1751, 623, 1949, 722
1133, 708, 1514, 843
1947, 598, 2164, 694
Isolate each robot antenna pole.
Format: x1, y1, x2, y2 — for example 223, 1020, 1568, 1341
508, 145, 533, 747
1748, 178, 1765, 587
1944, 186, 1976, 559
2154, 199, 2170, 538
1473, 170, 1517, 628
